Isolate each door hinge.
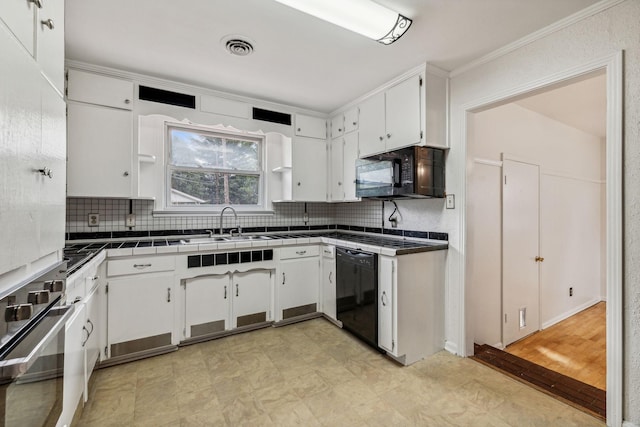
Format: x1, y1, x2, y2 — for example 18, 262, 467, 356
183, 327, 186, 337
419, 76, 423, 87
392, 340, 395, 351
105, 284, 109, 294
420, 130, 423, 139
104, 346, 108, 357
504, 313, 507, 323
504, 176, 507, 185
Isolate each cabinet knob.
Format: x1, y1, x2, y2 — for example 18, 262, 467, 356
338, 182, 342, 186
124, 99, 131, 104
30, 0, 43, 9
37, 167, 53, 178
379, 136, 384, 141
297, 182, 301, 186
297, 128, 301, 132
41, 19, 54, 30
338, 128, 342, 132
353, 122, 357, 126
387, 133, 392, 139
123, 171, 129, 177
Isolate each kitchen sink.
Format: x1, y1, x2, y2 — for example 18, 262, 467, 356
181, 235, 271, 244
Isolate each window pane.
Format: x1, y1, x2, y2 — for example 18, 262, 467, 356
170, 170, 260, 206
169, 129, 259, 171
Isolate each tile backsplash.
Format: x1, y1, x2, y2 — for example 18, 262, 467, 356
66, 198, 447, 240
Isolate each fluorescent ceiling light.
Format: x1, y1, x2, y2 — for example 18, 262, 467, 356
274, 0, 412, 45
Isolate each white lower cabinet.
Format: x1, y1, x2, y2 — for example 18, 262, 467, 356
184, 269, 273, 340
321, 246, 337, 321
277, 246, 320, 321
378, 251, 446, 365
61, 303, 86, 427
107, 273, 175, 359
83, 284, 100, 399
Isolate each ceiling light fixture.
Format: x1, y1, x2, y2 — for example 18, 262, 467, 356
273, 0, 412, 45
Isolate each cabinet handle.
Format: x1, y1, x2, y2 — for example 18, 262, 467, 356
123, 171, 130, 177
329, 272, 332, 284
296, 250, 307, 255
282, 272, 286, 285
381, 291, 387, 306
124, 99, 131, 104
86, 319, 94, 335
41, 19, 54, 30
133, 263, 151, 269
224, 285, 227, 299
30, 0, 43, 9
167, 287, 171, 302
81, 326, 89, 347
236, 283, 239, 297
37, 167, 53, 178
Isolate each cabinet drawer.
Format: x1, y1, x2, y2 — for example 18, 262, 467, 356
67, 69, 134, 110
280, 245, 319, 260
107, 256, 175, 277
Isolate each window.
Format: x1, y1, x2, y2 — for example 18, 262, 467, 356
166, 125, 263, 210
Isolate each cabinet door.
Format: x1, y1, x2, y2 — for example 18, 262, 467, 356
330, 137, 344, 201
358, 92, 385, 157
378, 256, 396, 354
330, 114, 344, 139
278, 258, 319, 320
342, 133, 359, 201
38, 79, 65, 258
294, 114, 326, 139
233, 270, 272, 328
292, 137, 327, 201
84, 285, 100, 401
184, 274, 230, 339
67, 102, 133, 198
36, 0, 64, 93
344, 107, 359, 134
67, 69, 134, 110
0, 30, 41, 275
321, 251, 336, 321
61, 303, 86, 427
385, 75, 422, 152
107, 274, 174, 357
1, 0, 36, 55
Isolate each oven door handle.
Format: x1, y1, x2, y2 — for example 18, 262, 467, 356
0, 305, 74, 379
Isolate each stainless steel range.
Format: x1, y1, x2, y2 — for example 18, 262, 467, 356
0, 261, 73, 427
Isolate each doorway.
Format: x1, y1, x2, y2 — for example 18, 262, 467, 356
466, 70, 609, 416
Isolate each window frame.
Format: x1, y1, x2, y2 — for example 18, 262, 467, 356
164, 122, 266, 212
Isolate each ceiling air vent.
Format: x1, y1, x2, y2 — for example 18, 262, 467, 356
223, 36, 254, 57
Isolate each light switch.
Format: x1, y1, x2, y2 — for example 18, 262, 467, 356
446, 194, 455, 209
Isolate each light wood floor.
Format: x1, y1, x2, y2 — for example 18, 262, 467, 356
506, 302, 606, 390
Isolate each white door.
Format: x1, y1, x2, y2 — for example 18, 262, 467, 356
278, 258, 319, 316
321, 248, 336, 321
291, 136, 327, 201
358, 92, 385, 157
330, 137, 344, 201
502, 159, 541, 346
378, 256, 395, 354
233, 270, 272, 327
385, 75, 422, 152
184, 274, 230, 338
342, 133, 359, 201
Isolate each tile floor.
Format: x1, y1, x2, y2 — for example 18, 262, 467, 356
76, 318, 605, 426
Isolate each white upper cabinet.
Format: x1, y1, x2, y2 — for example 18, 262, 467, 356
294, 114, 326, 139
1, 0, 37, 55
291, 136, 327, 201
344, 107, 359, 133
36, 0, 64, 92
330, 114, 344, 139
385, 75, 422, 152
67, 69, 134, 110
358, 92, 386, 157
330, 132, 359, 202
66, 69, 135, 198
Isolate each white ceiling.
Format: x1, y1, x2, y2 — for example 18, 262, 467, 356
515, 73, 607, 138
64, 0, 601, 113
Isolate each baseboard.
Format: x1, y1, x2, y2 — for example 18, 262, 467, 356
444, 340, 458, 355
623, 421, 640, 427
541, 298, 602, 330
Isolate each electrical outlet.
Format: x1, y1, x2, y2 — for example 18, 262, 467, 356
446, 194, 455, 209
88, 213, 99, 227
569, 287, 573, 297
303, 212, 309, 222
125, 214, 136, 227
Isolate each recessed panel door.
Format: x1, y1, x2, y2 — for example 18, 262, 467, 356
184, 274, 230, 338
502, 159, 540, 346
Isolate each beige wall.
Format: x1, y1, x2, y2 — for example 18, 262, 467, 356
448, 0, 640, 422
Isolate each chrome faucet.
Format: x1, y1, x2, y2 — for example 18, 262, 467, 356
219, 206, 241, 236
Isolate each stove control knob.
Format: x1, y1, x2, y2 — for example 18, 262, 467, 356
5, 304, 33, 322
44, 280, 64, 292
28, 290, 50, 305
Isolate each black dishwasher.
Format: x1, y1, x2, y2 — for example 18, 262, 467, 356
336, 247, 378, 349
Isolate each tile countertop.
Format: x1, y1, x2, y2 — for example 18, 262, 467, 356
64, 231, 448, 270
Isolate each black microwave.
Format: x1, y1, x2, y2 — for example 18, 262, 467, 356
355, 146, 445, 199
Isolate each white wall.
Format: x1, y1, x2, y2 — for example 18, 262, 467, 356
448, 0, 640, 421
467, 103, 604, 345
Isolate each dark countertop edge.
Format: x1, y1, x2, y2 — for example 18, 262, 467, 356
66, 231, 449, 255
